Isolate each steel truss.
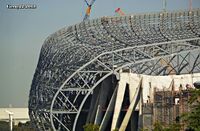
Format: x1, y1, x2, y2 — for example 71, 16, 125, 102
29, 9, 200, 131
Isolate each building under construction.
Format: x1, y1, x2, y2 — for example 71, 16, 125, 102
142, 76, 193, 130
29, 8, 200, 131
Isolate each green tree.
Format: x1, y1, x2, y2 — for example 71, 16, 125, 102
0, 121, 9, 131
153, 121, 163, 131
153, 121, 181, 131
83, 123, 99, 131
163, 123, 181, 131
13, 121, 36, 131
139, 128, 148, 131
181, 88, 200, 131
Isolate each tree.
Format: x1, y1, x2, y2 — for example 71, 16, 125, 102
139, 128, 148, 131
163, 123, 181, 131
13, 121, 36, 131
83, 123, 99, 131
153, 121, 163, 131
153, 121, 181, 131
0, 121, 9, 131
182, 88, 200, 131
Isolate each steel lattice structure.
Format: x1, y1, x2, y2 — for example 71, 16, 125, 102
29, 9, 200, 131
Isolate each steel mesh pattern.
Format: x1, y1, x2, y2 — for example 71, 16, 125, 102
29, 9, 200, 130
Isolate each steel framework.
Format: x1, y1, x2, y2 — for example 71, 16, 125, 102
29, 9, 200, 131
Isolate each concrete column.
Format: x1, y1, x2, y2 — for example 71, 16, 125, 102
111, 74, 127, 130
86, 85, 101, 123
119, 78, 142, 131
128, 74, 141, 131
95, 76, 114, 125
138, 85, 143, 130
100, 87, 117, 131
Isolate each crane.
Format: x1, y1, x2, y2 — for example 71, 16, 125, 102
115, 8, 125, 16
83, 0, 96, 21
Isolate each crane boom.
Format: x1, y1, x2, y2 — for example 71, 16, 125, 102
83, 0, 96, 21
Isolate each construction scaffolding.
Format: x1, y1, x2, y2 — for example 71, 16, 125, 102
142, 103, 153, 130
142, 85, 191, 130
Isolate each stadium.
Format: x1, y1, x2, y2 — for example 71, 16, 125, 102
29, 9, 200, 130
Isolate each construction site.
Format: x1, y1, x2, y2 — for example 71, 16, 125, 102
140, 73, 197, 131
28, 0, 200, 131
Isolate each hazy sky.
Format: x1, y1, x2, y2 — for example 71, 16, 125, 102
0, 0, 200, 107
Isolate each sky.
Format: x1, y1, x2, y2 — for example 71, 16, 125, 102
0, 0, 200, 107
